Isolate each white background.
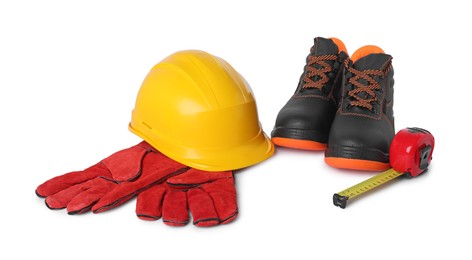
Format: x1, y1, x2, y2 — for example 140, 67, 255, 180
1, 1, 470, 259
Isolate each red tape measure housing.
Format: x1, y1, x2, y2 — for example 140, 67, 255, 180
389, 127, 435, 177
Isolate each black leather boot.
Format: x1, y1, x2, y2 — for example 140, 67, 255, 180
271, 37, 349, 150
325, 45, 395, 171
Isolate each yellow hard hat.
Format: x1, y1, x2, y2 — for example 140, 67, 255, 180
129, 50, 274, 171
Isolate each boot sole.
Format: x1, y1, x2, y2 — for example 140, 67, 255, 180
271, 127, 328, 151
272, 137, 327, 151
325, 145, 390, 171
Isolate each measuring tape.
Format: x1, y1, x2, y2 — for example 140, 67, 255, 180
333, 127, 435, 209
333, 169, 403, 208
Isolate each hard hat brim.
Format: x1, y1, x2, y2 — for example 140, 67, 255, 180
129, 123, 274, 172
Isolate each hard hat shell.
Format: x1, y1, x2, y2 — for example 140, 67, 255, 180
129, 50, 274, 171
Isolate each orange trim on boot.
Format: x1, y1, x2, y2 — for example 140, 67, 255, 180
324, 157, 390, 171
272, 137, 327, 151
330, 37, 348, 55
351, 45, 385, 62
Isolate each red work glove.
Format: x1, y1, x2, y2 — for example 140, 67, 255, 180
36, 141, 189, 214
136, 169, 238, 227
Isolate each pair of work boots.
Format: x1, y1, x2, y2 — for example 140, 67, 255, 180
272, 37, 395, 171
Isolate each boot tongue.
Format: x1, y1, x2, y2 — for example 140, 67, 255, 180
347, 53, 392, 114
353, 53, 392, 70
312, 37, 339, 56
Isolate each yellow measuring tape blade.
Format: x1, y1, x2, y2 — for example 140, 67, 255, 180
333, 168, 403, 208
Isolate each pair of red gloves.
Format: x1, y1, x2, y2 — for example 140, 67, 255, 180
36, 142, 238, 227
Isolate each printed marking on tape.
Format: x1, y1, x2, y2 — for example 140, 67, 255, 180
333, 169, 404, 209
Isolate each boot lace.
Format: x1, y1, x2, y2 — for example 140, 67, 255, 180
302, 54, 338, 90
345, 62, 385, 111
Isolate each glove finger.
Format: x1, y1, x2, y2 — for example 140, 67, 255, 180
162, 190, 189, 226
45, 184, 88, 210
136, 185, 167, 221
36, 163, 111, 197
187, 188, 220, 227
201, 178, 238, 225
44, 178, 115, 212
66, 178, 116, 214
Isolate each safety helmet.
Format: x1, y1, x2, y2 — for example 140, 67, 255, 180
129, 50, 274, 171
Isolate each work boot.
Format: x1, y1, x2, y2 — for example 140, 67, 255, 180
271, 37, 349, 150
325, 45, 395, 171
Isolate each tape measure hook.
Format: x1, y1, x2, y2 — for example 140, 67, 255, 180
333, 194, 348, 209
